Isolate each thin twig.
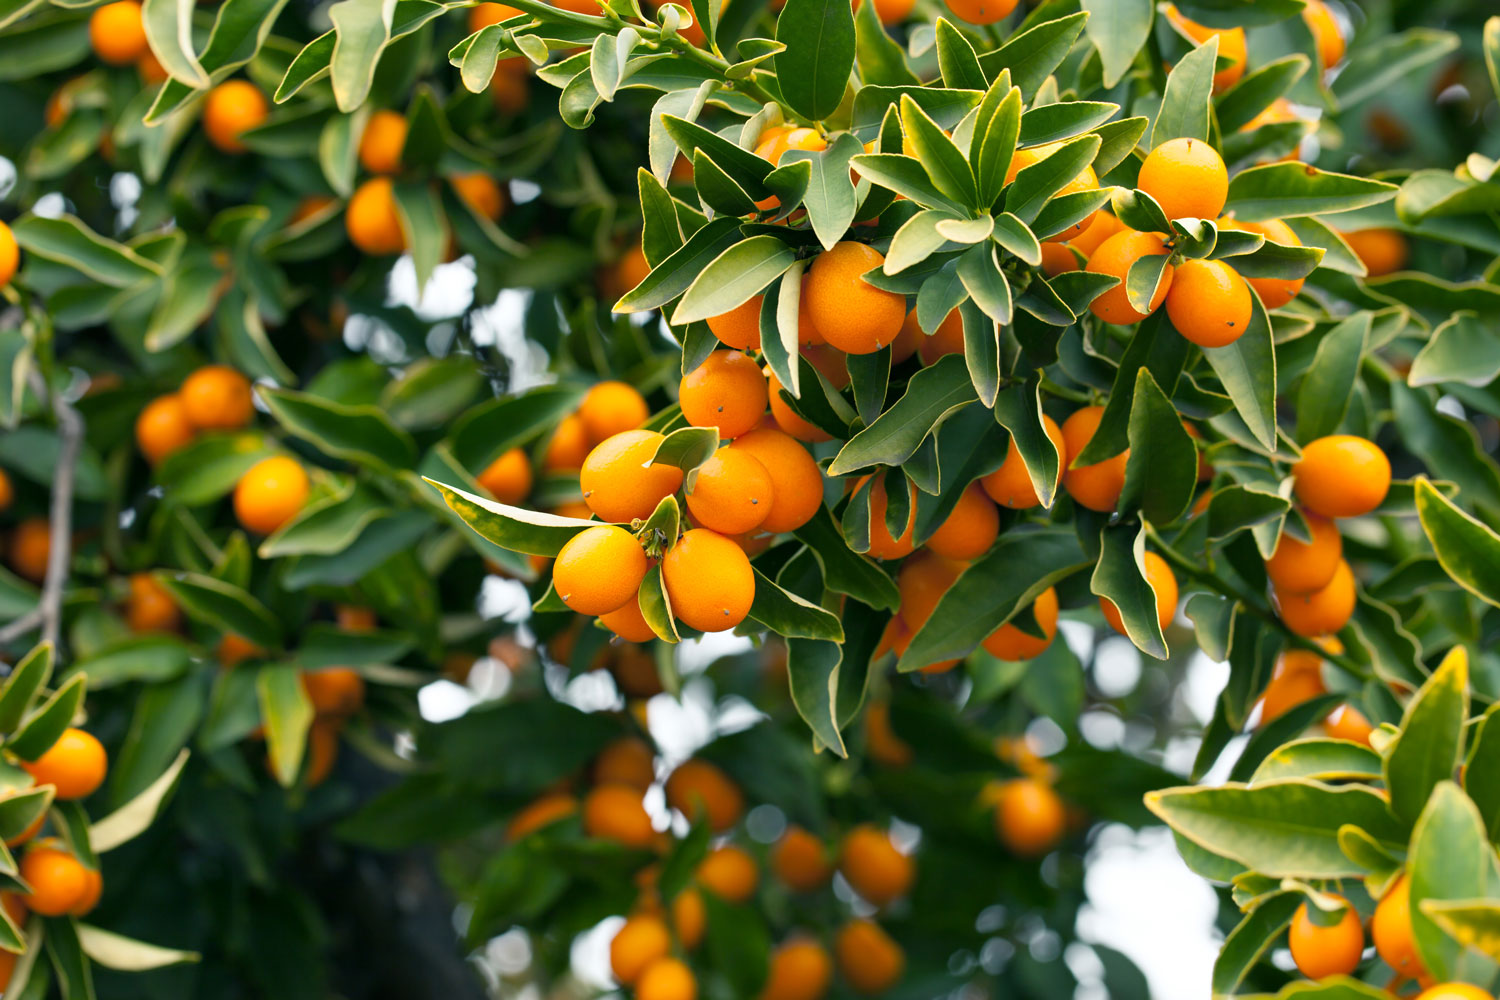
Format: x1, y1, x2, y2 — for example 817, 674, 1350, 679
0, 608, 43, 646
29, 369, 81, 650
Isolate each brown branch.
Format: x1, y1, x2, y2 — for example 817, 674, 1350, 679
27, 369, 81, 650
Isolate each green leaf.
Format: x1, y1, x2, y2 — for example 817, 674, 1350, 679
1295, 312, 1369, 443
45, 914, 96, 1000
1092, 115, 1149, 176
1408, 782, 1500, 982
793, 507, 900, 611
157, 572, 282, 649
259, 386, 418, 473
448, 384, 584, 472
260, 488, 385, 558
852, 0, 917, 86
1092, 522, 1169, 659
1211, 892, 1301, 997
934, 18, 985, 91
746, 569, 843, 641
328, 0, 394, 112
393, 180, 448, 292
74, 926, 199, 972
670, 236, 797, 326
427, 478, 598, 556
1330, 28, 1460, 110
773, 0, 855, 122
956, 243, 1011, 325
787, 639, 846, 756
0, 786, 51, 846
1215, 54, 1309, 133
1487, 16, 1500, 104
638, 565, 681, 644
1251, 738, 1384, 785
1073, 309, 1187, 465
1225, 163, 1399, 222
1415, 477, 1500, 610
1409, 311, 1500, 389
977, 11, 1087, 98
89, 749, 189, 853
258, 665, 314, 787
1206, 484, 1290, 542
1004, 134, 1102, 224
993, 379, 1063, 509
6, 674, 86, 762
900, 94, 978, 209
1081, 0, 1151, 87
1203, 289, 1277, 450
663, 115, 773, 195
1465, 703, 1500, 843
1148, 780, 1409, 878
1119, 369, 1197, 525
827, 355, 977, 475
69, 636, 193, 690
0, 643, 53, 734
1018, 101, 1119, 148
155, 433, 276, 507
12, 215, 162, 287
1153, 35, 1217, 146
1385, 646, 1470, 827
851, 153, 963, 212
794, 134, 862, 252
973, 81, 1021, 209
1421, 900, 1500, 964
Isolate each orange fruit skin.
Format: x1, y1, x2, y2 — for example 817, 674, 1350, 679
1138, 137, 1229, 222
839, 825, 913, 907
302, 719, 340, 787
753, 128, 827, 210
759, 938, 832, 1000
4, 802, 45, 849
70, 866, 103, 917
1261, 650, 1327, 723
728, 429, 823, 533
302, 667, 365, 716
1341, 228, 1408, 277
218, 633, 265, 667
126, 572, 180, 633
0, 220, 18, 288
1164, 5, 1247, 92
1276, 559, 1356, 637
864, 475, 917, 560
203, 80, 268, 154
1061, 406, 1129, 513
20, 847, 89, 916
2, 891, 28, 927
580, 429, 684, 523
671, 887, 705, 949
600, 592, 656, 642
358, 110, 408, 175
346, 177, 406, 255
835, 919, 905, 995
1219, 218, 1305, 307
136, 393, 197, 465
1041, 242, 1081, 276
1289, 897, 1364, 979
612, 643, 664, 698
553, 524, 647, 615
865, 701, 913, 766
580, 381, 650, 444
993, 777, 1066, 856
584, 783, 656, 847
636, 956, 697, 1000
1322, 704, 1374, 745
805, 243, 906, 355
1302, 0, 1345, 69
1293, 435, 1391, 519
476, 447, 533, 504
335, 604, 377, 632
1101, 550, 1178, 635
1373, 875, 1427, 981
942, 0, 1016, 24
916, 309, 967, 366
450, 172, 506, 221
506, 792, 577, 841
983, 415, 1065, 510
1070, 211, 1127, 258
707, 295, 764, 351
1006, 144, 1102, 240
544, 413, 592, 471
662, 528, 755, 632
234, 455, 309, 535
1165, 259, 1252, 348
468, 1, 523, 31
610, 914, 672, 985
897, 551, 964, 631
10, 518, 51, 583
1265, 514, 1342, 594
767, 369, 831, 443
665, 759, 743, 832
926, 483, 999, 560
1086, 230, 1175, 324
89, 1, 148, 65
22, 728, 107, 800
696, 845, 758, 903
983, 586, 1059, 661
1416, 986, 1494, 1000
593, 737, 655, 790
679, 351, 768, 440
0, 468, 10, 512
686, 448, 774, 536
180, 364, 254, 431
855, 0, 915, 25
772, 826, 832, 892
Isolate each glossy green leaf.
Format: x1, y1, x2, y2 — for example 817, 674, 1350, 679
1415, 477, 1500, 610
977, 11, 1087, 98
1331, 28, 1460, 109
1408, 781, 1500, 982
671, 236, 797, 326
746, 570, 842, 641
1119, 369, 1197, 525
1092, 522, 1169, 659
1225, 163, 1399, 222
1385, 646, 1470, 827
1295, 312, 1369, 443
1203, 289, 1277, 450
773, 0, 855, 121
827, 355, 977, 475
1153, 35, 1217, 146
6, 674, 86, 762
1081, 0, 1151, 87
157, 572, 282, 650
259, 386, 417, 473
428, 478, 599, 556
0, 642, 52, 735
258, 665, 314, 788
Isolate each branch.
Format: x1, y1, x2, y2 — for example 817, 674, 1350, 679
28, 370, 82, 650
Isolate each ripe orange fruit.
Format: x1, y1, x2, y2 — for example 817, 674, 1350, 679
1289, 895, 1364, 979
1265, 514, 1342, 594
636, 956, 696, 1000
610, 914, 672, 985
346, 176, 406, 255
1322, 704, 1374, 745
865, 700, 913, 766
506, 792, 577, 840
71, 866, 103, 917
662, 528, 755, 632
1302, 0, 1345, 69
1218, 218, 1305, 307
611, 643, 663, 699
1340, 228, 1408, 277
1277, 559, 1356, 637
926, 483, 999, 560
20, 846, 89, 916
89, 1, 148, 65
10, 518, 51, 583
302, 719, 340, 787
839, 825, 913, 907
767, 369, 831, 443
180, 364, 254, 431
335, 604, 377, 631
135, 393, 197, 464
614, 242, 651, 299
728, 429, 823, 533
203, 79, 268, 154
302, 666, 364, 716
593, 737, 655, 790
983, 415, 1066, 510
686, 448, 774, 536
706, 296, 765, 351
1086, 230, 1174, 324
0, 220, 18, 288
0, 468, 11, 512
468, 1, 523, 32
772, 826, 832, 891
942, 0, 1016, 24
234, 455, 309, 534
580, 381, 650, 444
476, 447, 532, 504
583, 783, 655, 847
1138, 138, 1229, 222
1261, 648, 1327, 725
679, 351, 768, 440
983, 586, 1059, 661
897, 551, 964, 632
863, 474, 917, 560
358, 109, 408, 175
753, 128, 827, 210
1164, 5, 1247, 92
992, 777, 1066, 856
544, 413, 591, 470
1415, 986, 1494, 1000
696, 844, 758, 902
450, 172, 506, 220
1070, 211, 1128, 258
1373, 875, 1427, 980
1041, 242, 1082, 276
288, 194, 337, 226
906, 307, 966, 366
1165, 259, 1252, 348
580, 429, 684, 523
553, 524, 648, 615
759, 938, 832, 1000
855, 0, 915, 25
1006, 144, 1102, 240
671, 887, 705, 949
1293, 435, 1392, 518
1101, 550, 1178, 635
665, 758, 742, 832
804, 243, 906, 355
1061, 406, 1128, 513
835, 920, 905, 995
22, 728, 107, 800
490, 67, 529, 112
126, 572, 180, 633
599, 592, 656, 642
218, 632, 265, 667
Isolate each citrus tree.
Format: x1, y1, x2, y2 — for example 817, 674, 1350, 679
2, 0, 1500, 995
